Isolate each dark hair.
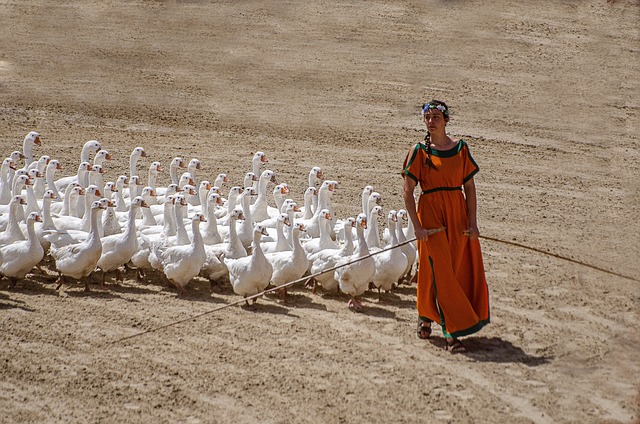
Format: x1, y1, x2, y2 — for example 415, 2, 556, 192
421, 100, 449, 169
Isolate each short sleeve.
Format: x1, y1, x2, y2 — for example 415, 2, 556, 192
461, 141, 479, 183
401, 144, 424, 184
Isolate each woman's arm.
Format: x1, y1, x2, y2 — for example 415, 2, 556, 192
463, 177, 479, 240
403, 176, 430, 240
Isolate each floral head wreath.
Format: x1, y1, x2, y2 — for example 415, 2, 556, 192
422, 101, 449, 118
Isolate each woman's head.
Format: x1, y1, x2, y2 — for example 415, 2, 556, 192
422, 100, 449, 132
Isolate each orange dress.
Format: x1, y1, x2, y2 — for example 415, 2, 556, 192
402, 140, 490, 338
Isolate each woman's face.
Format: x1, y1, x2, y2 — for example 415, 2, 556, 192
423, 110, 447, 133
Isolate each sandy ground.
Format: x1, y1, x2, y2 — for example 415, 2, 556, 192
1, 0, 639, 422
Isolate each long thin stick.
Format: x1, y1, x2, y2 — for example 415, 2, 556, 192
479, 234, 639, 283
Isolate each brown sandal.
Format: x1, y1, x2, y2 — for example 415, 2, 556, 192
445, 338, 467, 353
416, 320, 432, 339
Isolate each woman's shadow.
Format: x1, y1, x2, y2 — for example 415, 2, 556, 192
429, 336, 553, 366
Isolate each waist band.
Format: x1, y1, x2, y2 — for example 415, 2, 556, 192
421, 186, 463, 195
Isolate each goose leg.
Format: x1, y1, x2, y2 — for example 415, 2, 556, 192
83, 276, 91, 292
348, 296, 363, 312
55, 274, 65, 290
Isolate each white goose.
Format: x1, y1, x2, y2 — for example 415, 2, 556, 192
224, 224, 272, 305
187, 158, 201, 189
101, 182, 122, 237
31, 155, 50, 198
0, 158, 17, 205
93, 149, 113, 167
54, 140, 101, 191
396, 209, 417, 282
260, 213, 291, 254
44, 159, 63, 201
138, 187, 158, 228
371, 210, 408, 298
21, 131, 42, 168
236, 186, 258, 249
265, 223, 309, 300
129, 195, 178, 280
202, 192, 224, 245
216, 186, 242, 223
250, 151, 268, 190
50, 199, 107, 291
0, 211, 45, 288
0, 195, 27, 245
364, 205, 384, 251
205, 208, 246, 260
302, 209, 339, 257
146, 162, 163, 204
334, 213, 375, 312
34, 189, 58, 252
308, 166, 324, 213
296, 180, 336, 238
24, 169, 43, 215
152, 213, 207, 296
214, 173, 231, 191
97, 196, 149, 284
128, 146, 147, 179
54, 185, 102, 232
5, 174, 31, 221
114, 175, 129, 212
249, 169, 277, 222
7, 151, 25, 189
200, 208, 246, 285
50, 183, 82, 217
308, 216, 356, 293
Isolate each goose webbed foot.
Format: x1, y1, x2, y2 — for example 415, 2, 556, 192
348, 296, 363, 312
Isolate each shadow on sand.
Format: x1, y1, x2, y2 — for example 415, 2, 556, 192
427, 335, 553, 366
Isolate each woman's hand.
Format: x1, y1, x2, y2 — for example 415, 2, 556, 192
463, 225, 480, 240
414, 226, 431, 241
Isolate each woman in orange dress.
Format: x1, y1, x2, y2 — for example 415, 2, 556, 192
402, 100, 490, 353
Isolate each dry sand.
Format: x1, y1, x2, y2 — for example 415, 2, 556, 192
1, 0, 639, 422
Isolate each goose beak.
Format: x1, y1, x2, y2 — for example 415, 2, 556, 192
86, 164, 94, 171
293, 205, 301, 212
19, 197, 27, 205
56, 163, 63, 170
106, 153, 113, 160
141, 200, 150, 208
35, 214, 43, 222
216, 197, 223, 205
150, 189, 157, 197
157, 165, 164, 172
316, 170, 324, 179
325, 212, 332, 219
238, 212, 245, 221
95, 189, 103, 197
78, 188, 86, 195
34, 136, 42, 146
140, 150, 148, 157
261, 227, 269, 236
298, 224, 306, 232
9, 163, 16, 170
199, 215, 207, 222
107, 199, 115, 207
261, 156, 269, 163
284, 217, 291, 226
270, 175, 278, 184
392, 215, 398, 222
224, 175, 231, 183
179, 160, 186, 168
281, 186, 289, 194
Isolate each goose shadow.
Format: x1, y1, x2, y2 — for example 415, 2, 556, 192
0, 293, 35, 312
427, 336, 553, 366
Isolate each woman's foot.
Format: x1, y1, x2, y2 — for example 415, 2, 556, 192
445, 338, 467, 353
416, 320, 432, 339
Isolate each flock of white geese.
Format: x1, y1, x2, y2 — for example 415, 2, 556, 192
0, 131, 418, 311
